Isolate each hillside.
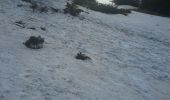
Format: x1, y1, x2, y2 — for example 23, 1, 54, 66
0, 0, 170, 100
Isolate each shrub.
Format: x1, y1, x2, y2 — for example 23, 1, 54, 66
75, 52, 91, 60
24, 36, 44, 49
64, 2, 83, 16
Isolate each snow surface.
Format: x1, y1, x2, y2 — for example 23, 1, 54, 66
0, 0, 170, 100
117, 5, 137, 10
96, 0, 113, 4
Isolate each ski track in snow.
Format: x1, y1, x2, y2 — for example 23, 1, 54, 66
0, 0, 170, 100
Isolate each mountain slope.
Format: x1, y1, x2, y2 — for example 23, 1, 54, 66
0, 0, 170, 100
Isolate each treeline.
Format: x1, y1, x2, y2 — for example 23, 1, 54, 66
72, 0, 131, 15
114, 0, 170, 16
141, 0, 170, 16
114, 0, 139, 7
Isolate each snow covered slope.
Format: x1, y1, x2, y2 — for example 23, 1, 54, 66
0, 0, 170, 100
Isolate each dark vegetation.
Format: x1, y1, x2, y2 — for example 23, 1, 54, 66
114, 0, 139, 7
29, 1, 48, 13
64, 2, 84, 16
21, 0, 32, 3
73, 0, 131, 15
24, 36, 44, 49
17, 4, 24, 7
114, 0, 170, 16
39, 6, 48, 13
21, 0, 131, 16
140, 0, 170, 16
15, 20, 47, 31
75, 52, 91, 60
50, 7, 59, 13
21, 0, 83, 16
15, 21, 25, 28
21, 0, 60, 13
28, 27, 36, 30
21, 0, 48, 13
40, 27, 46, 31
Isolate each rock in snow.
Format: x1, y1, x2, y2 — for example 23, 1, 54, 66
0, 0, 170, 100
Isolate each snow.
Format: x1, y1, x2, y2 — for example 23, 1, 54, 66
96, 0, 113, 4
117, 5, 137, 10
0, 0, 170, 100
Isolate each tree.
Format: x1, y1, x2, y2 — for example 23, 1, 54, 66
114, 0, 140, 7
141, 0, 170, 15
113, 0, 170, 15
